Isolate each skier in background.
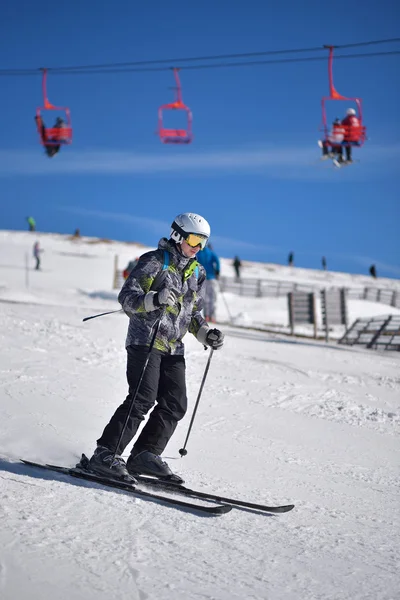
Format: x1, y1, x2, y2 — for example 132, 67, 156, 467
33, 241, 43, 270
288, 251, 294, 267
27, 216, 36, 232
88, 213, 225, 483
123, 258, 139, 280
369, 264, 377, 278
233, 255, 242, 280
196, 243, 220, 323
322, 256, 327, 271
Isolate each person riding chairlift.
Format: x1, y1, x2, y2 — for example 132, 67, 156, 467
341, 108, 362, 163
319, 118, 345, 164
35, 115, 67, 158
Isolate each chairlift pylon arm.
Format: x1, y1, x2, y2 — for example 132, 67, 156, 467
172, 67, 184, 107
41, 68, 55, 110
324, 46, 346, 100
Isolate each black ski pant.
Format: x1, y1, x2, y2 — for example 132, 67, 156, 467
45, 143, 61, 158
97, 345, 187, 456
322, 141, 343, 159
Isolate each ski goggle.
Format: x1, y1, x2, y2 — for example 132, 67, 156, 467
185, 233, 208, 249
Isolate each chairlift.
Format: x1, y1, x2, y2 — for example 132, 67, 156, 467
35, 68, 72, 146
158, 68, 193, 144
321, 46, 366, 147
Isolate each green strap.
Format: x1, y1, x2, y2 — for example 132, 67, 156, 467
163, 250, 199, 281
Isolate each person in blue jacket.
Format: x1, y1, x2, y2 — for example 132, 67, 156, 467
196, 243, 220, 323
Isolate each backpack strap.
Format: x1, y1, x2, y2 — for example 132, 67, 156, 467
183, 260, 200, 281
163, 249, 198, 280
162, 250, 170, 271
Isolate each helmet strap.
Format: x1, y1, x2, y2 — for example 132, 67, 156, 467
171, 221, 188, 240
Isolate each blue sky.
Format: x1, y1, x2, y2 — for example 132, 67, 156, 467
0, 0, 399, 277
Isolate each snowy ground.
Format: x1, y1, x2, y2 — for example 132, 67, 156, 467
0, 231, 399, 600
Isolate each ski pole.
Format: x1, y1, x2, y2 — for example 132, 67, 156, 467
83, 259, 171, 323
107, 271, 171, 459
82, 309, 123, 322
112, 310, 165, 461
179, 348, 214, 457
217, 279, 233, 323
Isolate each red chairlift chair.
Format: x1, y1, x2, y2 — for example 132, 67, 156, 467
158, 68, 193, 144
321, 46, 366, 147
35, 68, 72, 146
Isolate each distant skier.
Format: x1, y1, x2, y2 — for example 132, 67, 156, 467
196, 243, 221, 323
233, 255, 242, 280
33, 241, 43, 270
123, 258, 139, 280
288, 252, 294, 267
322, 256, 327, 270
88, 213, 225, 483
27, 216, 36, 232
369, 264, 377, 278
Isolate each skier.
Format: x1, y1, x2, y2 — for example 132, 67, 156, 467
35, 115, 67, 158
288, 251, 294, 267
89, 213, 225, 483
318, 118, 345, 166
27, 216, 36, 232
196, 243, 221, 323
33, 241, 42, 270
341, 108, 363, 164
369, 264, 377, 278
233, 255, 242, 280
123, 258, 139, 280
322, 256, 327, 271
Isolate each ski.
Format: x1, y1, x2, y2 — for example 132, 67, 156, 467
133, 474, 294, 514
45, 454, 293, 514
20, 460, 232, 516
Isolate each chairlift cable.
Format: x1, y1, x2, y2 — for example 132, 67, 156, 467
0, 37, 399, 76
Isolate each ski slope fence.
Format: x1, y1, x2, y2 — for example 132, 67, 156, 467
112, 257, 400, 309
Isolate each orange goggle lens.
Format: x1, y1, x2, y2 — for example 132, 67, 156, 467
185, 233, 208, 249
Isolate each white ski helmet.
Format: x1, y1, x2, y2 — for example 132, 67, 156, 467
346, 108, 356, 116
170, 213, 211, 248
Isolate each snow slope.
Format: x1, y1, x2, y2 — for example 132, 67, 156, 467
0, 231, 399, 600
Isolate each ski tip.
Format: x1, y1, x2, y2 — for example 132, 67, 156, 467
273, 504, 295, 513
213, 504, 233, 515
21, 459, 38, 467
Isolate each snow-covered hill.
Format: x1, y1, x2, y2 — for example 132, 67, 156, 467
0, 230, 399, 600
1, 230, 399, 334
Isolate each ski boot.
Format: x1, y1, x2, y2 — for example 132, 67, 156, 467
89, 445, 137, 484
127, 450, 184, 484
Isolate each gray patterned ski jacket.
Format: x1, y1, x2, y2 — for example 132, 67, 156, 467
118, 238, 207, 355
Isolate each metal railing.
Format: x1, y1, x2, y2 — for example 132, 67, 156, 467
219, 276, 400, 308
339, 315, 400, 351
112, 259, 400, 309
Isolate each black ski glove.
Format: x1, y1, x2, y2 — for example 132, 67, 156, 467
205, 328, 225, 350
